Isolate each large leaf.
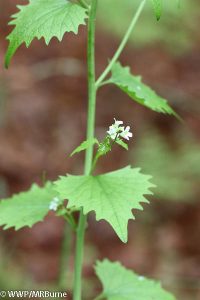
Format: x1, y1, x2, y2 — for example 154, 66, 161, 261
54, 166, 154, 243
108, 62, 177, 116
5, 0, 87, 67
0, 182, 57, 230
95, 259, 176, 300
151, 0, 163, 20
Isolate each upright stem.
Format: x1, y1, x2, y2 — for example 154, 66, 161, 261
85, 1, 97, 175
73, 1, 98, 300
95, 0, 146, 88
58, 224, 72, 289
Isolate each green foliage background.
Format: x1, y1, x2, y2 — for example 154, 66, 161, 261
134, 130, 200, 202
98, 0, 199, 53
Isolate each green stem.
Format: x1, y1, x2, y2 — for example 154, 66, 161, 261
58, 224, 72, 289
85, 2, 98, 174
95, 0, 146, 88
91, 153, 99, 173
78, 0, 89, 9
63, 212, 77, 231
73, 1, 98, 299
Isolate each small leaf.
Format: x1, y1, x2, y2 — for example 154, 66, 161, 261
54, 166, 154, 243
5, 0, 87, 67
109, 62, 178, 117
0, 182, 57, 230
95, 259, 176, 300
151, 0, 162, 21
97, 137, 112, 157
70, 138, 99, 157
116, 138, 128, 150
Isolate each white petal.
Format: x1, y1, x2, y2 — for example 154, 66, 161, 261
49, 203, 58, 211
125, 126, 130, 131
53, 197, 59, 203
114, 118, 123, 125
123, 135, 130, 141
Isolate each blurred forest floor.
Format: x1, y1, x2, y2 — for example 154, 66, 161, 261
0, 1, 200, 299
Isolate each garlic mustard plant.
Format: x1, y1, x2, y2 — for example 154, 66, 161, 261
0, 1, 181, 299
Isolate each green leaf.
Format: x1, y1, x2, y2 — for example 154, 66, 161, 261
96, 260, 176, 300
70, 138, 99, 157
54, 166, 154, 243
116, 138, 128, 150
95, 259, 176, 300
151, 0, 162, 21
109, 62, 178, 117
0, 182, 57, 230
97, 137, 112, 157
5, 0, 87, 67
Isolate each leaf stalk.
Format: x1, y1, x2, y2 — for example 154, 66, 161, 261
95, 0, 146, 88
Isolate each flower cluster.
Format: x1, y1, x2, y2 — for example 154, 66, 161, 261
49, 197, 60, 211
107, 119, 133, 141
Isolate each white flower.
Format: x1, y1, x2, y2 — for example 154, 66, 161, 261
107, 119, 133, 141
120, 126, 133, 141
107, 118, 124, 140
49, 197, 60, 211
138, 276, 145, 281
107, 125, 119, 140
